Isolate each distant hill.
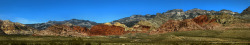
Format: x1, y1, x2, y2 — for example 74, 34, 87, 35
26, 19, 101, 30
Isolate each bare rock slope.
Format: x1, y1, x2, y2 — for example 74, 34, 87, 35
0, 20, 37, 35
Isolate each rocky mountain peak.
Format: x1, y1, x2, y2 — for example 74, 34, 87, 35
186, 8, 206, 12
71, 19, 78, 20
67, 19, 90, 22
166, 9, 184, 13
190, 8, 201, 10
220, 9, 233, 13
241, 6, 250, 15
130, 15, 143, 18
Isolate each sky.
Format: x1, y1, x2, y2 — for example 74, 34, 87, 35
0, 0, 249, 24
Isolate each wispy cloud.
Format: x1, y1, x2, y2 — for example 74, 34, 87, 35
13, 18, 40, 24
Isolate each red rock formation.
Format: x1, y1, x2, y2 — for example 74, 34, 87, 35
192, 15, 221, 29
89, 24, 126, 36
192, 15, 217, 26
72, 26, 89, 33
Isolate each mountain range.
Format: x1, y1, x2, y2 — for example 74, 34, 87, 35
26, 19, 100, 30
26, 8, 240, 30
0, 6, 249, 36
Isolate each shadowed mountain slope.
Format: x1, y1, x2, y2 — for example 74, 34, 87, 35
26, 19, 100, 30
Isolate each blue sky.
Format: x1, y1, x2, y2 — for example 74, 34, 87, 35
0, 0, 249, 24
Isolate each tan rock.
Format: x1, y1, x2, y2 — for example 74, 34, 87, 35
104, 22, 112, 26
0, 20, 36, 35
33, 25, 88, 37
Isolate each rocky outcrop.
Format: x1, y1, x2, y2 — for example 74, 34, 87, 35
155, 19, 203, 33
111, 15, 155, 27
131, 25, 151, 33
152, 15, 222, 34
192, 15, 222, 29
241, 6, 250, 15
209, 14, 243, 25
192, 15, 217, 26
72, 26, 89, 33
0, 20, 36, 35
104, 22, 132, 31
145, 9, 187, 30
186, 9, 239, 18
89, 24, 126, 36
113, 22, 127, 28
239, 6, 250, 19
26, 19, 100, 30
33, 25, 88, 37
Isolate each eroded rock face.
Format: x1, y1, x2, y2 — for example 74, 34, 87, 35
209, 14, 243, 25
192, 15, 217, 26
193, 15, 222, 30
33, 25, 88, 37
152, 15, 222, 34
156, 19, 203, 33
72, 26, 89, 33
111, 15, 155, 27
89, 24, 126, 36
0, 20, 36, 35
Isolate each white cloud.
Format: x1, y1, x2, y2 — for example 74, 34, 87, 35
13, 18, 40, 24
